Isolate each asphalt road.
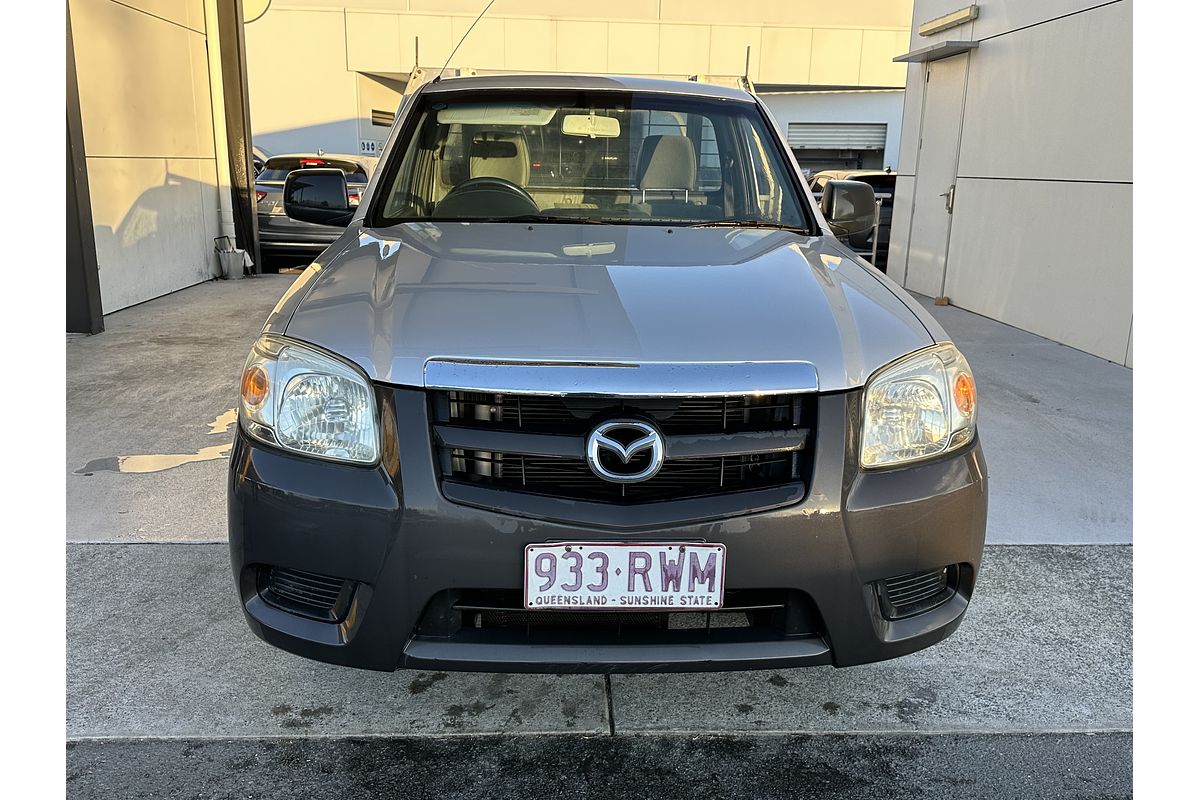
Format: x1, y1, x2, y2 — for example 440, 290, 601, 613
68, 732, 1131, 800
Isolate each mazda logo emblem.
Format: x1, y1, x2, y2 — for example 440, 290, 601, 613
585, 420, 665, 483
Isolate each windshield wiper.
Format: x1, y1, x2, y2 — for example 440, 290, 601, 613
685, 219, 810, 234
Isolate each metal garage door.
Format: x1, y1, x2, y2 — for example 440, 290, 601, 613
786, 122, 887, 150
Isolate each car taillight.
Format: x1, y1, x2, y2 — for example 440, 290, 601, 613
255, 191, 268, 203
348, 189, 361, 206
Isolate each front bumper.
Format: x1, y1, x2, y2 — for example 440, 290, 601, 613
228, 389, 987, 673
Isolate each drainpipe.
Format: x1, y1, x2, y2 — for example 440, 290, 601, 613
203, 0, 238, 278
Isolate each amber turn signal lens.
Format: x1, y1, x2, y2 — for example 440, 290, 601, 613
953, 372, 976, 415
241, 365, 269, 408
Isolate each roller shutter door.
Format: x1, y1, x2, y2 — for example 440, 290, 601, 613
787, 122, 887, 150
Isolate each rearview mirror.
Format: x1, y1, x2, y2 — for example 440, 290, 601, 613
562, 113, 621, 138
283, 168, 353, 227
820, 180, 877, 238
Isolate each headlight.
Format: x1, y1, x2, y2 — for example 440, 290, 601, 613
860, 343, 977, 468
239, 335, 378, 464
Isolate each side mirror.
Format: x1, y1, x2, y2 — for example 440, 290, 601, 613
283, 168, 353, 227
820, 180, 877, 238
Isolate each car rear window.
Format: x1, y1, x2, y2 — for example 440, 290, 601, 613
258, 158, 368, 183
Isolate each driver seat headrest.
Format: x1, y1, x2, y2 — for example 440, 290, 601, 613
636, 135, 697, 191
470, 132, 529, 186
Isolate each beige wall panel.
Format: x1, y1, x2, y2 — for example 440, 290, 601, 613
809, 28, 864, 85
859, 29, 908, 86
661, 0, 912, 28
659, 24, 712, 76
608, 22, 661, 75
72, 0, 214, 159
758, 28, 811, 84
943, 178, 1132, 362
449, 16, 505, 69
117, 0, 205, 32
357, 74, 405, 149
87, 156, 219, 313
555, 21, 608, 73
896, 62, 925, 174
399, 14, 455, 70
505, 18, 556, 72
957, 1, 1131, 182
406, 0, 660, 19
345, 12, 402, 72
708, 26, 762, 77
245, 9, 359, 150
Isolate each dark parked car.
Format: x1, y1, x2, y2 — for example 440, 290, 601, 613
809, 169, 896, 272
254, 154, 375, 265
230, 75, 986, 674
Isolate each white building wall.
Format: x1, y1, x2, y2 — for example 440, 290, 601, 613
758, 91, 905, 172
890, 0, 1132, 365
69, 0, 223, 313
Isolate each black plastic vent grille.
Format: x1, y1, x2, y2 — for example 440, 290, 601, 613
448, 450, 796, 503
260, 567, 352, 622
418, 588, 825, 641
443, 392, 801, 435
879, 566, 956, 619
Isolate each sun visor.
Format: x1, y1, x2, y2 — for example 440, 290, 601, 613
435, 103, 556, 126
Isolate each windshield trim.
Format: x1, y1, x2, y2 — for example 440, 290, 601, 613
364, 86, 818, 235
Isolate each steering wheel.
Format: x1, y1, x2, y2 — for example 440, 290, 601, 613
435, 177, 539, 218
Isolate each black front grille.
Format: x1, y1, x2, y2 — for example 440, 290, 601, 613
878, 566, 957, 619
432, 391, 815, 508
260, 567, 354, 622
444, 392, 800, 435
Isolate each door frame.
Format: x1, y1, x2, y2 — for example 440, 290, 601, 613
899, 52, 972, 297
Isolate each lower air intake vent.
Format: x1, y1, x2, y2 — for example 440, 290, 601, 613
260, 566, 354, 622
878, 565, 957, 620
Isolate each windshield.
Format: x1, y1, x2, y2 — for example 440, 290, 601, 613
373, 90, 810, 229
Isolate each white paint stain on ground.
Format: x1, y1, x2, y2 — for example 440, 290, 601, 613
208, 407, 238, 436
75, 408, 238, 475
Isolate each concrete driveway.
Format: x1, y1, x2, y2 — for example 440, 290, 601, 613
66, 274, 1131, 798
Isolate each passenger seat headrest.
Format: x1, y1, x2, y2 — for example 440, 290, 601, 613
637, 135, 697, 191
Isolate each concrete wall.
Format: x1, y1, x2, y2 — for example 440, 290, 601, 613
889, 0, 1132, 365
69, 0, 224, 313
758, 90, 905, 172
244, 1, 913, 157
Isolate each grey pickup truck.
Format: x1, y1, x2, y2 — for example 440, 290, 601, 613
229, 74, 987, 674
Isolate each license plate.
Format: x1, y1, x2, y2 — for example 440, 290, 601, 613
524, 542, 726, 610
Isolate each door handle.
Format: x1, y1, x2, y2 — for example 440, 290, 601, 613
939, 185, 955, 213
